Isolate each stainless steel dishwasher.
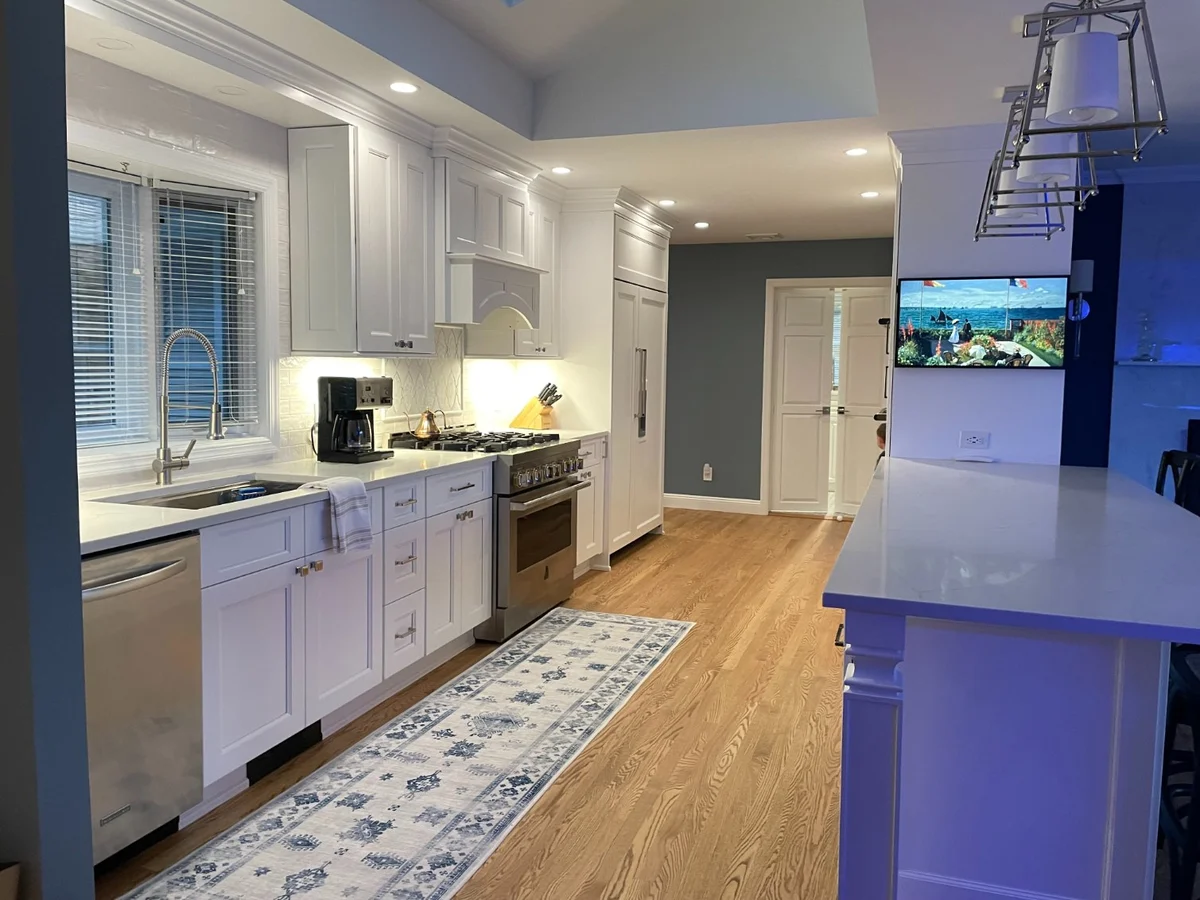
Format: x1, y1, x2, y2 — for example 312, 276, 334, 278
82, 533, 202, 862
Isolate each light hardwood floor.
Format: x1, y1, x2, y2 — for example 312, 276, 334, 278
96, 509, 850, 900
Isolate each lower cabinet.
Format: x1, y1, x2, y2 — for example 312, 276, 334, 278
384, 591, 426, 678
426, 498, 493, 653
201, 561, 307, 785
576, 465, 605, 565
303, 536, 384, 725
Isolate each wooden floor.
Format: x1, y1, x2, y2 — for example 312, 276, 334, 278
96, 509, 850, 900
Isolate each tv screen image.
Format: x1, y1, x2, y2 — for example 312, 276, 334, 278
896, 276, 1068, 368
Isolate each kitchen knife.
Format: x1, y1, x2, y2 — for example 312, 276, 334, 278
547, 392, 562, 406
538, 383, 553, 403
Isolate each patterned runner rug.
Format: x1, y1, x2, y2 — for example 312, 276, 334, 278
124, 607, 693, 899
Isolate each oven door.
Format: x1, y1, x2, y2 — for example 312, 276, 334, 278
497, 479, 590, 624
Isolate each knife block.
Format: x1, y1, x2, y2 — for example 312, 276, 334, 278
510, 397, 554, 430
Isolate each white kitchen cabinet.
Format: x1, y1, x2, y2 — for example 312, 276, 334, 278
576, 461, 605, 566
614, 214, 670, 293
444, 159, 532, 267
610, 284, 668, 554
384, 518, 425, 603
426, 498, 493, 653
516, 194, 561, 358
303, 535, 384, 724
201, 561, 306, 784
289, 124, 435, 356
383, 591, 425, 679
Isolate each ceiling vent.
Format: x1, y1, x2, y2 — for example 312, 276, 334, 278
745, 232, 783, 242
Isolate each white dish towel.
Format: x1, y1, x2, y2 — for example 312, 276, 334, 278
303, 477, 373, 553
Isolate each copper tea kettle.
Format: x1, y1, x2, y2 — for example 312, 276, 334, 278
413, 408, 447, 439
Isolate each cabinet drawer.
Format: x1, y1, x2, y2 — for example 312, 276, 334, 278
305, 488, 384, 554
384, 519, 425, 603
200, 507, 306, 587
384, 478, 425, 529
579, 437, 605, 466
383, 591, 425, 679
425, 464, 492, 516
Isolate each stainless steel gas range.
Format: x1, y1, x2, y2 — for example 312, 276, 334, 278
389, 430, 590, 642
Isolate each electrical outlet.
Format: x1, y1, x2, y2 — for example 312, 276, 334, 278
959, 430, 991, 450
702, 463, 713, 482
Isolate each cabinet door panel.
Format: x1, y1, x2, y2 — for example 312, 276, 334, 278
609, 282, 638, 552
399, 139, 435, 354
384, 519, 426, 603
356, 130, 402, 354
457, 499, 492, 631
202, 563, 305, 784
576, 468, 597, 565
501, 189, 532, 267
288, 125, 356, 353
383, 591, 425, 679
632, 288, 668, 535
613, 215, 669, 293
425, 508, 458, 653
304, 536, 383, 724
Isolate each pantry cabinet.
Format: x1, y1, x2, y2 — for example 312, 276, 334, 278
426, 497, 493, 653
288, 124, 435, 356
303, 536, 384, 724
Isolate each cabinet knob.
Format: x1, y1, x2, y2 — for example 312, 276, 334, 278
456, 509, 474, 521
311, 559, 324, 573
296, 564, 310, 577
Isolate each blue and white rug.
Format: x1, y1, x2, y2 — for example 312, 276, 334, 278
124, 607, 693, 900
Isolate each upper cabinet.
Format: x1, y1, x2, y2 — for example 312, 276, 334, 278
614, 214, 670, 294
444, 159, 533, 268
288, 125, 435, 356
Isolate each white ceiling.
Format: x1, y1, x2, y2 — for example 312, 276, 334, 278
63, 0, 1200, 245
418, 0, 637, 78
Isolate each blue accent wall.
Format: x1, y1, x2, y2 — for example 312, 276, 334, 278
664, 238, 893, 500
1108, 180, 1200, 489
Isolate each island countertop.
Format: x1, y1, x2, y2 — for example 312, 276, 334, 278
823, 458, 1200, 643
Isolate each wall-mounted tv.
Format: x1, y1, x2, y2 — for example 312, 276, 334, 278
896, 276, 1068, 368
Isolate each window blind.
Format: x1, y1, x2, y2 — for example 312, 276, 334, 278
832, 299, 843, 389
67, 167, 260, 449
68, 171, 153, 447
154, 188, 258, 431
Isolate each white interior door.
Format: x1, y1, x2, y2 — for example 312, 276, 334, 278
770, 288, 834, 514
835, 287, 889, 515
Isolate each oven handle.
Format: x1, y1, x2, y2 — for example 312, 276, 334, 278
508, 480, 590, 513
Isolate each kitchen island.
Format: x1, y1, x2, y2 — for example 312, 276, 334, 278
823, 459, 1200, 900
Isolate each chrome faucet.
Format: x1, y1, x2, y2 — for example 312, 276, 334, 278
153, 327, 224, 485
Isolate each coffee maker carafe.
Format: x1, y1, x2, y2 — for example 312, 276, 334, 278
315, 376, 396, 464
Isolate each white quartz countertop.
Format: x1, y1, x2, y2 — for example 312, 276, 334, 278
823, 458, 1200, 642
79, 450, 494, 557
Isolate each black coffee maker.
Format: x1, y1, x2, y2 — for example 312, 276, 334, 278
315, 376, 396, 463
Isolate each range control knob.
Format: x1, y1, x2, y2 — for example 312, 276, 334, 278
516, 469, 531, 488
530, 468, 542, 484
575, 456, 585, 471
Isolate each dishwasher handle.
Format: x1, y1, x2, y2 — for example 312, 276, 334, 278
82, 558, 189, 603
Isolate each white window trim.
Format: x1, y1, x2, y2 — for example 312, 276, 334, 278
67, 118, 282, 481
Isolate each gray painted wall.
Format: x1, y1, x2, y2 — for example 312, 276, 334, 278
665, 239, 894, 500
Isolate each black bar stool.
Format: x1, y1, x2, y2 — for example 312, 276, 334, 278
1156, 450, 1200, 516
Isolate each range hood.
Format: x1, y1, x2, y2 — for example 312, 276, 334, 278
443, 253, 543, 327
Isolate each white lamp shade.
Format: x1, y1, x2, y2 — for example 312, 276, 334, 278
994, 166, 1036, 218
1017, 118, 1078, 184
1047, 30, 1120, 125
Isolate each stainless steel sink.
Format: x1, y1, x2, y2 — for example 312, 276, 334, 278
113, 479, 308, 511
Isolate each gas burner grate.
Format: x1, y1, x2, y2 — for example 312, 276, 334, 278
388, 430, 561, 452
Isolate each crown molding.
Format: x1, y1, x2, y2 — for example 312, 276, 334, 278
528, 175, 567, 203
561, 187, 675, 233
889, 123, 1004, 166
68, 0, 437, 146
430, 127, 542, 185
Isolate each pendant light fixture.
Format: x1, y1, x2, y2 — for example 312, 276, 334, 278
1017, 112, 1078, 184
1046, 30, 1120, 125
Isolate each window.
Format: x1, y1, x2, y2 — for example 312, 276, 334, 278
67, 169, 259, 449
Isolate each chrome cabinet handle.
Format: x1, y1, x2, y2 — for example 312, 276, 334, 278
394, 555, 418, 566
394, 498, 417, 508
296, 564, 310, 577
456, 509, 474, 521
82, 558, 187, 603
394, 626, 417, 640
449, 483, 476, 493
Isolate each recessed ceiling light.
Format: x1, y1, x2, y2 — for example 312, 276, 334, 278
658, 199, 676, 207
389, 82, 419, 94
551, 166, 572, 175
694, 222, 710, 229
860, 191, 881, 199
216, 86, 248, 97
93, 37, 133, 51
845, 147, 869, 157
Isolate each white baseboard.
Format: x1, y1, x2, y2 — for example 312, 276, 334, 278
181, 769, 248, 828
898, 871, 1084, 900
321, 632, 477, 738
664, 493, 766, 515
